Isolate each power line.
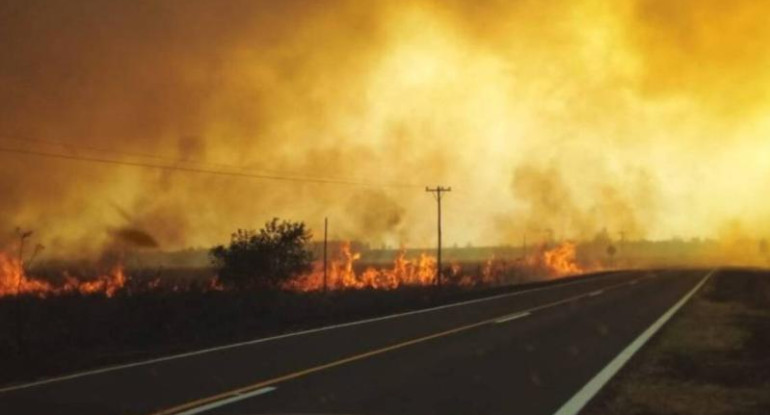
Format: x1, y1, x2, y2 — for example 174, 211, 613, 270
0, 135, 194, 165
0, 145, 423, 188
0, 135, 400, 184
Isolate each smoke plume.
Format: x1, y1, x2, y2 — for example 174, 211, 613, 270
1, 0, 769, 258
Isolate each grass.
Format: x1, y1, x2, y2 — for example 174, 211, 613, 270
582, 269, 770, 415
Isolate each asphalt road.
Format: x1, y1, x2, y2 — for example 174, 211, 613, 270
0, 269, 710, 415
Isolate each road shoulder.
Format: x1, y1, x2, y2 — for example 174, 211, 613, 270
581, 269, 770, 415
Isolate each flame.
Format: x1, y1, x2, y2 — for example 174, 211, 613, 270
1, 241, 590, 297
0, 250, 126, 297
539, 241, 583, 277
284, 243, 439, 291
285, 242, 510, 291
0, 251, 54, 296
285, 241, 591, 292
65, 266, 126, 297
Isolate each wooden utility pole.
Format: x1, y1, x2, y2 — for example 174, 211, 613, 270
323, 217, 328, 292
426, 186, 451, 286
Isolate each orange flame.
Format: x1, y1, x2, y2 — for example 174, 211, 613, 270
284, 243, 439, 291
64, 266, 126, 297
0, 251, 54, 296
539, 241, 583, 277
0, 250, 126, 298
1, 241, 589, 297
285, 242, 510, 291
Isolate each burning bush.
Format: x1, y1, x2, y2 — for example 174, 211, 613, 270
210, 218, 314, 290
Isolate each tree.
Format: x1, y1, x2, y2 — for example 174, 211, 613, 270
210, 218, 313, 290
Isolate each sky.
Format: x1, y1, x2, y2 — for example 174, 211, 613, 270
1, 0, 769, 257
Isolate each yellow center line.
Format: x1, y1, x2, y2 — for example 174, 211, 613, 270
149, 319, 489, 415
149, 274, 653, 415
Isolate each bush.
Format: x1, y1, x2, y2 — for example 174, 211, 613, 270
210, 218, 313, 290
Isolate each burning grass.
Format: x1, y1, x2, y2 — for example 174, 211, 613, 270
0, 241, 593, 297
283, 241, 590, 291
0, 251, 127, 298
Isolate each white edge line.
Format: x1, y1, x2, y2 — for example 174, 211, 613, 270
175, 386, 276, 415
494, 311, 532, 324
552, 269, 716, 415
0, 271, 626, 394
159, 273, 648, 415
589, 289, 604, 297
169, 274, 649, 415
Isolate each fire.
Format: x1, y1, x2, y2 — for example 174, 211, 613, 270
1, 241, 590, 297
63, 266, 126, 297
284, 243, 438, 291
0, 250, 126, 298
285, 243, 517, 291
284, 241, 591, 292
538, 241, 583, 277
0, 251, 54, 296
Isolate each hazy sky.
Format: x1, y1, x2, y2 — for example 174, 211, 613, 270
1, 0, 769, 256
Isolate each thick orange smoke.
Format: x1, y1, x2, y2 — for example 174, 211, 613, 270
1, 0, 769, 260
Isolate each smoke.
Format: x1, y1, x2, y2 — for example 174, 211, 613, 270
1, 0, 769, 258
109, 227, 158, 249
342, 190, 407, 246
629, 0, 770, 118
507, 161, 658, 241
